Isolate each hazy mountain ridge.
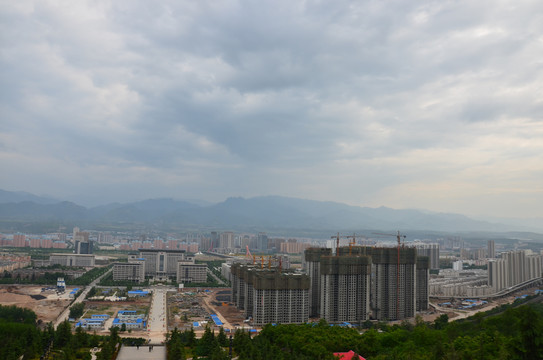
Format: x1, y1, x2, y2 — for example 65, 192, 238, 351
0, 190, 542, 233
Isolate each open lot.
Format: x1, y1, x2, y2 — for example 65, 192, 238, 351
0, 285, 76, 324
168, 287, 245, 334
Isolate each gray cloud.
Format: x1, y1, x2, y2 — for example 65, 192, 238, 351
1, 0, 542, 217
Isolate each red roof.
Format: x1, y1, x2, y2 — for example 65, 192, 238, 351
333, 350, 366, 360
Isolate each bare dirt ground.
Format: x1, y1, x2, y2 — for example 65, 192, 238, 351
0, 285, 75, 323
168, 287, 245, 336
84, 298, 151, 336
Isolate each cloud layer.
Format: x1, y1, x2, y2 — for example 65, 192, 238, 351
1, 0, 542, 217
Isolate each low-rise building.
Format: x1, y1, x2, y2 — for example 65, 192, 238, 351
113, 259, 145, 283
49, 253, 95, 267
177, 261, 207, 283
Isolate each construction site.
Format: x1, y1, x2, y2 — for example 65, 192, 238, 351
0, 284, 76, 324
167, 287, 246, 334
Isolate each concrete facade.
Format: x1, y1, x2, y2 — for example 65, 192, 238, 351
319, 255, 371, 324
113, 260, 145, 283
49, 253, 95, 267
176, 261, 207, 283
138, 249, 187, 278
489, 251, 543, 292
304, 247, 332, 317
231, 264, 310, 326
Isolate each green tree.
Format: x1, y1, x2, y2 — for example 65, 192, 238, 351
69, 302, 85, 319
217, 326, 228, 347
196, 326, 216, 357
433, 314, 449, 330
55, 320, 73, 348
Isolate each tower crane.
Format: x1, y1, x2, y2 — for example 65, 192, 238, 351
331, 233, 350, 256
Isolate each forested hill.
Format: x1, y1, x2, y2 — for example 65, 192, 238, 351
168, 298, 543, 360
2, 298, 543, 359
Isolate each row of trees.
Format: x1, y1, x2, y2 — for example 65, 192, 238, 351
166, 302, 543, 359
0, 304, 128, 360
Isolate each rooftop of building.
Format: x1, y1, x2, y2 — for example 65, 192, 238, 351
137, 249, 186, 253
333, 350, 366, 360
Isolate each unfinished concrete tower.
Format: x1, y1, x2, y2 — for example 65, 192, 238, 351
252, 271, 310, 326
320, 255, 372, 324
304, 247, 332, 318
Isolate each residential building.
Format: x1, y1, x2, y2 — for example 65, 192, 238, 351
303, 247, 332, 317
252, 271, 310, 326
319, 255, 372, 324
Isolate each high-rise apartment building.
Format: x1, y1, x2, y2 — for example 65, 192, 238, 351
252, 271, 309, 326
412, 243, 440, 270
339, 246, 421, 321
416, 256, 429, 311
220, 232, 235, 249
369, 247, 417, 321
256, 233, 268, 251
319, 255, 371, 324
488, 250, 543, 292
210, 232, 219, 249
231, 263, 309, 326
13, 234, 27, 247
487, 240, 495, 259
304, 247, 332, 317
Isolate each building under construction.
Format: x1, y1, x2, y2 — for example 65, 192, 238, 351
343, 246, 417, 321
416, 256, 430, 312
319, 255, 372, 324
304, 247, 332, 317
231, 263, 310, 326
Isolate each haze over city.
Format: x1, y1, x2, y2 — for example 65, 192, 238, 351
1, 1, 543, 219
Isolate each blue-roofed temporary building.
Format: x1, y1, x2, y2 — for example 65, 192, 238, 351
210, 314, 223, 326
91, 314, 110, 319
127, 290, 150, 297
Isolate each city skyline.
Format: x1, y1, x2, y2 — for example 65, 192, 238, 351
1, 1, 543, 218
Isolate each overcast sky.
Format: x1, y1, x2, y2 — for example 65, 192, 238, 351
1, 1, 542, 217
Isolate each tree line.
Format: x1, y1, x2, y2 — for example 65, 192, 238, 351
0, 304, 130, 360
166, 302, 543, 359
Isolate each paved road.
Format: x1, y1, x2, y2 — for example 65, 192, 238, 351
207, 268, 227, 285
117, 344, 165, 360
54, 267, 113, 328
146, 287, 168, 343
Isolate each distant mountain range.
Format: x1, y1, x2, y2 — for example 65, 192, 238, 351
1, 189, 542, 234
